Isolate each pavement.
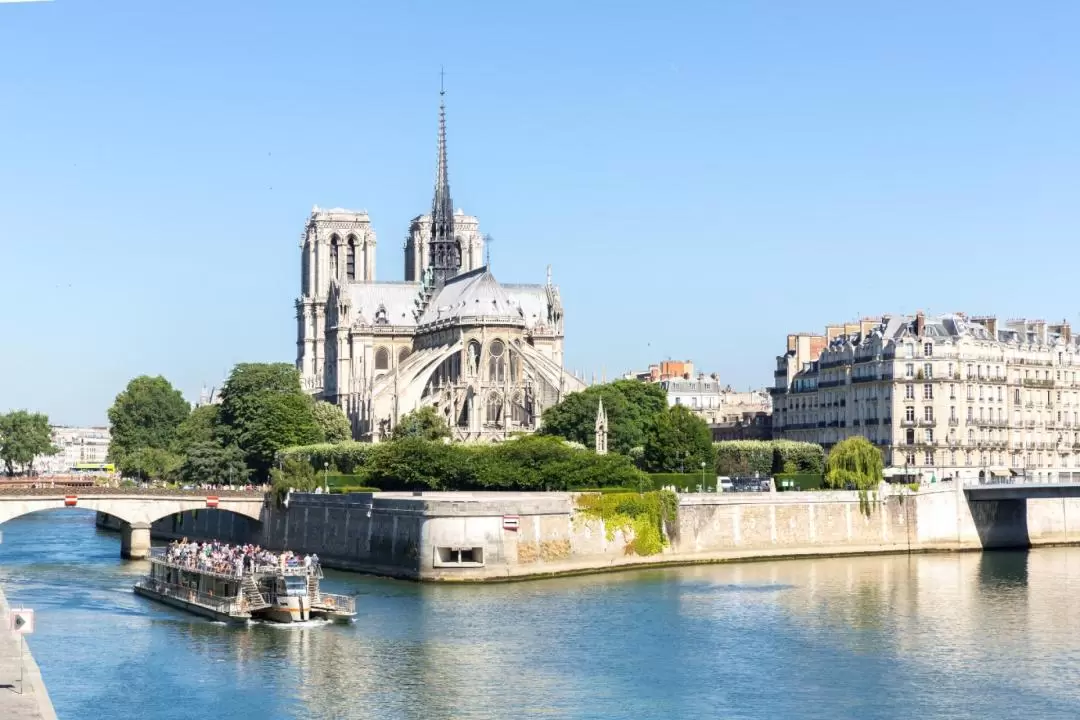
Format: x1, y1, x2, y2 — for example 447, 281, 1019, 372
0, 588, 57, 719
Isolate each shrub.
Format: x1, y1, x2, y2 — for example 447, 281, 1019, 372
714, 440, 824, 477
281, 435, 649, 493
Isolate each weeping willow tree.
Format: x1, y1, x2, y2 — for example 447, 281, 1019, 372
824, 436, 884, 515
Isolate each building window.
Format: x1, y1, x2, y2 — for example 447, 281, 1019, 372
967, 407, 973, 422
486, 392, 503, 426
374, 347, 389, 370
924, 363, 933, 379
906, 384, 915, 400
905, 406, 915, 422
925, 451, 934, 465
906, 452, 917, 466
926, 428, 934, 443
906, 364, 915, 378
398, 347, 411, 364
488, 340, 506, 382
1015, 389, 1021, 404
924, 384, 933, 400
924, 406, 934, 422
950, 406, 956, 420
924, 342, 933, 357
346, 235, 357, 281
330, 234, 340, 275
950, 384, 956, 400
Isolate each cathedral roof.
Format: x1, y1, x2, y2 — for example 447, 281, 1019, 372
348, 281, 421, 327
418, 266, 526, 327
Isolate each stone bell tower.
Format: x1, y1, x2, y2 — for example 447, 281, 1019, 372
594, 398, 608, 455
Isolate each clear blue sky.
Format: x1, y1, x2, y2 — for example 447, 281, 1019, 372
4, 1, 1080, 426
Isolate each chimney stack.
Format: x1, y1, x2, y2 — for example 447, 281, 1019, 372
915, 311, 926, 338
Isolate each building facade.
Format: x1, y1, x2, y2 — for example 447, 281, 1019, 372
295, 89, 585, 442
35, 426, 111, 475
771, 313, 1080, 483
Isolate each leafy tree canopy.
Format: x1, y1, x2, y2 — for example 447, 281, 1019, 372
171, 404, 220, 456
118, 446, 183, 482
217, 365, 323, 478
107, 375, 190, 463
391, 406, 451, 442
642, 405, 715, 473
312, 401, 352, 443
824, 436, 883, 490
540, 380, 667, 454
179, 441, 249, 486
0, 410, 57, 476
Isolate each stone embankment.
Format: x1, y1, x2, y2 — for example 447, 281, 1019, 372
100, 479, 1080, 582
0, 586, 57, 719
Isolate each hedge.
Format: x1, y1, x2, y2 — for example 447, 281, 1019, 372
714, 440, 823, 477
649, 473, 717, 492
773, 472, 825, 491
276, 435, 649, 492
278, 441, 374, 475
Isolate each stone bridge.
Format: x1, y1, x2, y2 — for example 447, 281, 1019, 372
0, 487, 267, 558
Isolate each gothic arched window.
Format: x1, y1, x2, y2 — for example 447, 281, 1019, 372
374, 347, 389, 371
488, 340, 506, 382
346, 235, 357, 281
330, 235, 340, 276
486, 392, 503, 427
398, 347, 411, 364
301, 242, 311, 295
511, 391, 528, 426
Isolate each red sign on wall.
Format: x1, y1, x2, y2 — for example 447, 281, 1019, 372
64, 495, 77, 507
206, 496, 219, 508
502, 515, 520, 531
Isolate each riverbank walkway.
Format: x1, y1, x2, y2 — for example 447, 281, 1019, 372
0, 587, 57, 719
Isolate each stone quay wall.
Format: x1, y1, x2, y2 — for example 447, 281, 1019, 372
94, 483, 1080, 581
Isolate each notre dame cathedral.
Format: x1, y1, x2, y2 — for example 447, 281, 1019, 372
294, 87, 585, 442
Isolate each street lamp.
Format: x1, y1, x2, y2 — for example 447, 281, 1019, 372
700, 460, 707, 492
323, 461, 329, 494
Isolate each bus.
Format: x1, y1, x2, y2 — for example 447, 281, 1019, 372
72, 462, 116, 473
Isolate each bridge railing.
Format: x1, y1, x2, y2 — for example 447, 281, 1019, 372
0, 486, 267, 498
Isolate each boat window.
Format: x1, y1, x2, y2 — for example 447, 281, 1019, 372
283, 576, 308, 597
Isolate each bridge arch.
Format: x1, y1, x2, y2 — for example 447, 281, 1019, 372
0, 493, 267, 559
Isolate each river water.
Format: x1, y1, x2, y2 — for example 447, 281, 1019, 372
2, 510, 1080, 719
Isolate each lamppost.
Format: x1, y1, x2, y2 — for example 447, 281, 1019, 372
700, 460, 707, 492
323, 461, 329, 494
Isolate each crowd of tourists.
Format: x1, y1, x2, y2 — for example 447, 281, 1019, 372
163, 539, 319, 577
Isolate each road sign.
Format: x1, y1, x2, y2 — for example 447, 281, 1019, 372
9, 609, 33, 635
64, 494, 77, 507
206, 496, 219, 508
502, 515, 519, 531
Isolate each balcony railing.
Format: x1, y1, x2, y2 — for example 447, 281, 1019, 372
1023, 379, 1056, 388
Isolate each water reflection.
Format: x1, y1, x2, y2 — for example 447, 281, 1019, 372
4, 513, 1080, 718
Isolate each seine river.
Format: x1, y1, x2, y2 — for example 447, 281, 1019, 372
3, 510, 1080, 719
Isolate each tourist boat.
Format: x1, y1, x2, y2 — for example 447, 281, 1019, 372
133, 547, 356, 624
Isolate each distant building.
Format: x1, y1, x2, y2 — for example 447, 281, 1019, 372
35, 426, 111, 475
770, 312, 1080, 483
624, 358, 772, 431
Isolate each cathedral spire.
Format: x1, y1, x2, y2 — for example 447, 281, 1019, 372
428, 68, 460, 286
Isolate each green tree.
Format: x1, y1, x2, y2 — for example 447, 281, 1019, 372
391, 406, 451, 442
824, 436, 883, 491
312, 401, 352, 443
170, 404, 220, 456
179, 442, 249, 485
540, 380, 667, 454
269, 456, 320, 504
218, 364, 323, 478
117, 446, 183, 482
107, 376, 191, 464
0, 411, 57, 476
642, 405, 715, 473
